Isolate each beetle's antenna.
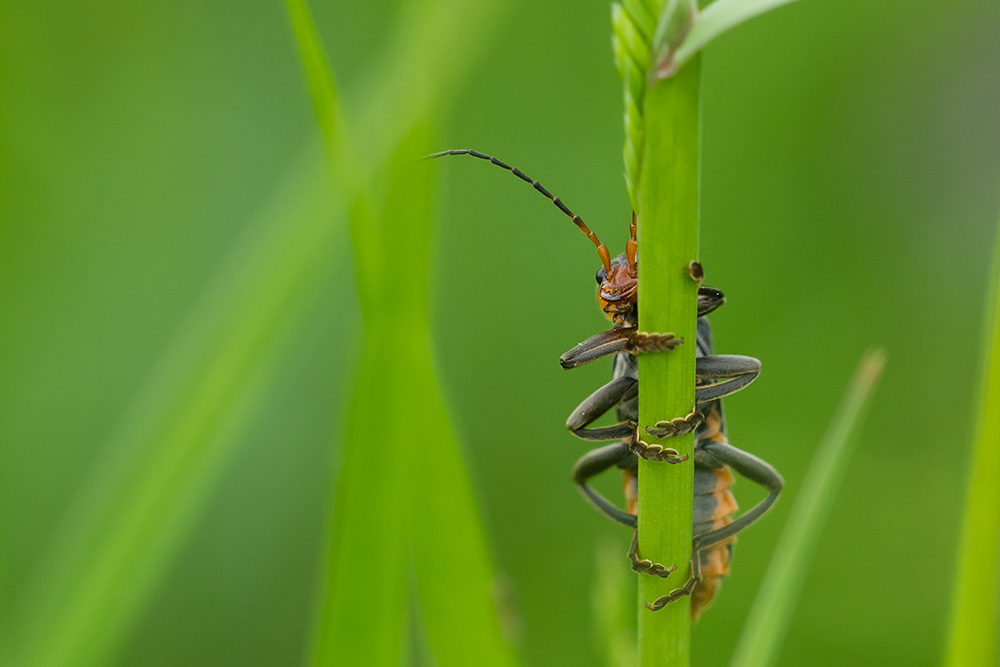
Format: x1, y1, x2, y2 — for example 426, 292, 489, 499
626, 211, 637, 273
427, 149, 612, 272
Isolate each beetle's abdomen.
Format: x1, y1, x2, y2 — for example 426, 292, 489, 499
692, 466, 737, 620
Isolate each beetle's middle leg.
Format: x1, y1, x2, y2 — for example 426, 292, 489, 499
566, 376, 638, 441
642, 354, 762, 442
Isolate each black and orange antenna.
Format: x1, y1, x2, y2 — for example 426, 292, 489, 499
427, 149, 612, 273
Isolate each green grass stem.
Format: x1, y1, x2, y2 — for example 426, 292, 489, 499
616, 1, 804, 664
730, 349, 886, 667
945, 209, 1000, 667
636, 54, 702, 667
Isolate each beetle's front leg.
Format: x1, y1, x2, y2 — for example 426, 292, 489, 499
560, 327, 682, 369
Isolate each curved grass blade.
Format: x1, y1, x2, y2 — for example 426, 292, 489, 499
286, 2, 516, 665
945, 209, 1000, 667
593, 541, 637, 667
729, 349, 886, 667
0, 152, 342, 667
669, 0, 800, 71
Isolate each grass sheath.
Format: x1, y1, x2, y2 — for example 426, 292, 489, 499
945, 207, 1000, 667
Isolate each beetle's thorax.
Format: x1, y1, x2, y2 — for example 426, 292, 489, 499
598, 258, 637, 327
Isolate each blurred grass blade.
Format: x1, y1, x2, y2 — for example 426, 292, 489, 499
286, 2, 516, 665
1, 151, 342, 667
664, 0, 800, 75
592, 541, 636, 667
391, 127, 517, 667
945, 213, 1000, 667
730, 349, 886, 667
285, 5, 407, 664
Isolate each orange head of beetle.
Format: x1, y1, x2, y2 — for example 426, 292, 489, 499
597, 255, 638, 326
595, 212, 639, 326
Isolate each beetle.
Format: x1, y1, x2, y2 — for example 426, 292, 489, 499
428, 149, 783, 618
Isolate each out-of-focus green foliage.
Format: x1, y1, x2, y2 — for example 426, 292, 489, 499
1, 0, 998, 665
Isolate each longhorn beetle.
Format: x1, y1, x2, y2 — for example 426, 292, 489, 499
429, 149, 783, 618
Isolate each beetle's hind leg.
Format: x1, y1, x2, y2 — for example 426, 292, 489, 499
645, 552, 703, 611
691, 441, 783, 551
572, 446, 682, 579
643, 443, 783, 613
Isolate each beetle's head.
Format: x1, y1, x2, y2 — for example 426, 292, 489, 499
597, 254, 637, 326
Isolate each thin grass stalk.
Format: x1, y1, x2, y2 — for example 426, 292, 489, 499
636, 52, 701, 667
730, 349, 886, 667
945, 209, 1000, 667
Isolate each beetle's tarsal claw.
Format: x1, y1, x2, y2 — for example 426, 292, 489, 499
629, 439, 689, 463
628, 533, 678, 578
625, 332, 683, 354
628, 423, 689, 462
644, 586, 694, 612
645, 410, 703, 439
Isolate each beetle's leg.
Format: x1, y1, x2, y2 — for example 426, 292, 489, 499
691, 441, 783, 551
629, 423, 690, 463
560, 328, 681, 369
643, 409, 704, 440
628, 530, 678, 578
642, 356, 760, 442
566, 376, 638, 441
571, 442, 636, 527
645, 551, 703, 611
694, 355, 761, 405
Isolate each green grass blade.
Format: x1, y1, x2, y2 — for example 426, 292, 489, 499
729, 349, 887, 667
285, 5, 406, 665
0, 151, 342, 667
945, 211, 1000, 667
286, 2, 515, 665
593, 541, 637, 667
660, 0, 801, 77
390, 128, 516, 667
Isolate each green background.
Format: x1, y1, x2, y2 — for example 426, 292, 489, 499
2, 0, 999, 665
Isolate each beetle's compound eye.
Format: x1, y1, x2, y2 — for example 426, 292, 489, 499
596, 267, 607, 285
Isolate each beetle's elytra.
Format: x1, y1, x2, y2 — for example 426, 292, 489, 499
429, 149, 783, 618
